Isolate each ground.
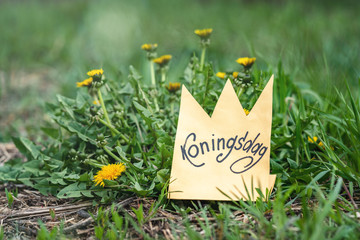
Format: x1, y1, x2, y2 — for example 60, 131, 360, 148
2, 143, 360, 239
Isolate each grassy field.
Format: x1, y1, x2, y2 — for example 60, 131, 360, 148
0, 0, 360, 239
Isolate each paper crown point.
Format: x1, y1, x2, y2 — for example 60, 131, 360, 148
169, 75, 276, 201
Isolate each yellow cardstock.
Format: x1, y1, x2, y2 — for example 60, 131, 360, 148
168, 75, 276, 201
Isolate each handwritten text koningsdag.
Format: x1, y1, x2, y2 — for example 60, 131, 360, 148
180, 131, 268, 174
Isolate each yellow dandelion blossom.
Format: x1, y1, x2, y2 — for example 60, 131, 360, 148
166, 82, 181, 93
87, 69, 104, 77
308, 136, 318, 144
93, 163, 126, 187
141, 43, 158, 51
216, 72, 226, 79
194, 28, 213, 39
308, 136, 329, 149
244, 108, 250, 115
232, 72, 239, 78
93, 100, 100, 105
236, 57, 256, 68
76, 77, 93, 87
153, 54, 172, 66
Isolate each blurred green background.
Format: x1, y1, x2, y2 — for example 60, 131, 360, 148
0, 0, 359, 141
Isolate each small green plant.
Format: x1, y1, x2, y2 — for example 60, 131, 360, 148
49, 208, 56, 221
131, 204, 145, 226
5, 188, 14, 208
0, 226, 4, 240
36, 221, 65, 240
93, 205, 135, 240
110, 208, 129, 239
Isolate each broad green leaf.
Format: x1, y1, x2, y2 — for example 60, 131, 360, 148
115, 146, 127, 160
156, 169, 169, 183
12, 137, 40, 159
118, 82, 134, 95
133, 101, 152, 119
76, 91, 89, 110
57, 182, 88, 198
17, 172, 34, 187
66, 121, 96, 143
57, 94, 76, 119
40, 127, 60, 140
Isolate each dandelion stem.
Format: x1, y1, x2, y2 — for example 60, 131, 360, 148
103, 146, 138, 171
98, 88, 115, 137
149, 61, 160, 111
202, 67, 210, 105
150, 61, 156, 87
103, 146, 127, 163
98, 118, 119, 134
137, 82, 154, 114
98, 118, 129, 143
161, 69, 166, 83
98, 89, 111, 125
200, 46, 206, 71
153, 95, 160, 112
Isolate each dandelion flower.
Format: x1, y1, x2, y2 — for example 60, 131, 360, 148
308, 136, 318, 144
236, 57, 256, 69
87, 69, 104, 77
232, 72, 239, 78
93, 163, 126, 187
141, 43, 158, 52
93, 100, 100, 105
216, 72, 226, 79
308, 136, 326, 148
153, 55, 172, 67
194, 28, 213, 39
244, 108, 250, 115
76, 77, 93, 87
166, 82, 181, 93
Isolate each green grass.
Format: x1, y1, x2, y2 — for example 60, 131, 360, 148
0, 0, 360, 239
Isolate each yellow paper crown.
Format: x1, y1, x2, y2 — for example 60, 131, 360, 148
168, 75, 276, 201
